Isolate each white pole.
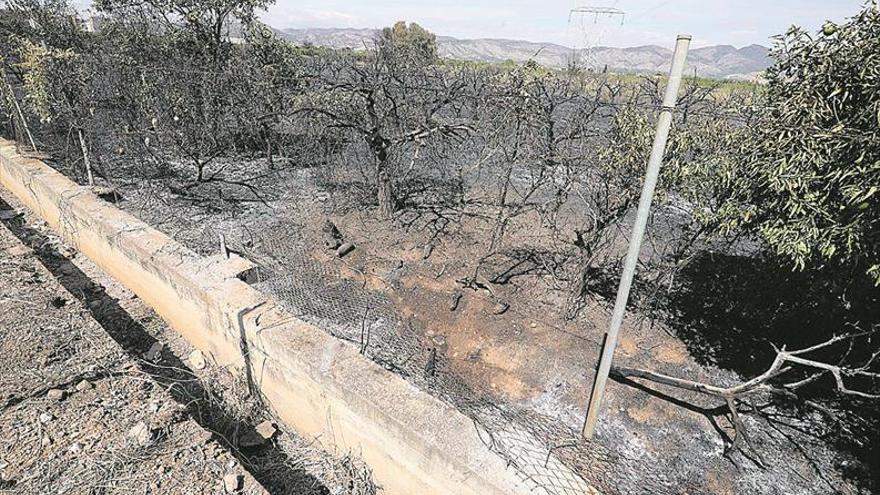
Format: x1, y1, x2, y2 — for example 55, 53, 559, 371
582, 34, 691, 439
77, 128, 94, 186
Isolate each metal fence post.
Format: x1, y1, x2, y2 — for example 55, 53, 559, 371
582, 34, 691, 439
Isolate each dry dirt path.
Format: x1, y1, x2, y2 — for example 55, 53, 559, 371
0, 187, 374, 495
0, 208, 268, 494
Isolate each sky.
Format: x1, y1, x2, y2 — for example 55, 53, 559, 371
70, 0, 867, 48
256, 0, 866, 48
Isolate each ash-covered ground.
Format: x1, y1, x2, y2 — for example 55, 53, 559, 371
39, 154, 878, 495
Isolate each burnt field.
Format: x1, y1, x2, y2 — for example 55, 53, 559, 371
61, 150, 873, 495
1, 1, 879, 493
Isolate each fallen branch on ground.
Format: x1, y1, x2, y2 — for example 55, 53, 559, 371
611, 330, 880, 465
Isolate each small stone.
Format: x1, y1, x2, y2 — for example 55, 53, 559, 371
39, 412, 54, 424
255, 421, 276, 441
223, 473, 243, 493
75, 380, 92, 392
68, 442, 83, 454
336, 242, 355, 258
128, 421, 155, 447
421, 243, 434, 259
491, 301, 510, 315
41, 435, 52, 447
6, 245, 31, 257
530, 322, 538, 328
144, 342, 164, 362
189, 350, 207, 370
448, 292, 462, 311
46, 389, 65, 401
321, 220, 342, 246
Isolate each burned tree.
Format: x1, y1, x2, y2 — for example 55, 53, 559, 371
296, 31, 473, 217
93, 0, 275, 183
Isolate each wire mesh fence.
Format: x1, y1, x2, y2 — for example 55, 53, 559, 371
239, 218, 611, 495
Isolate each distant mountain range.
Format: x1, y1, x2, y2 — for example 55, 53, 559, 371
274, 27, 771, 80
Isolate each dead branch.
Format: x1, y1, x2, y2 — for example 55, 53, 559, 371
612, 330, 880, 463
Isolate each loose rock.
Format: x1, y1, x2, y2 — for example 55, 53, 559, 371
448, 292, 462, 311
144, 342, 163, 362
128, 421, 155, 447
223, 473, 243, 493
6, 245, 31, 257
46, 389, 65, 401
39, 412, 54, 424
321, 220, 343, 249
336, 242, 355, 258
194, 429, 213, 445
255, 421, 277, 441
75, 380, 92, 392
491, 301, 510, 315
421, 243, 434, 259
189, 349, 207, 370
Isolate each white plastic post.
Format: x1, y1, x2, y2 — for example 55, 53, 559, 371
582, 34, 691, 439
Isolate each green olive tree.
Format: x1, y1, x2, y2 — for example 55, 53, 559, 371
698, 2, 880, 283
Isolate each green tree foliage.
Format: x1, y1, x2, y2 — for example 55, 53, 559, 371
0, 0, 85, 53
0, 1, 99, 181
707, 3, 880, 282
378, 21, 437, 66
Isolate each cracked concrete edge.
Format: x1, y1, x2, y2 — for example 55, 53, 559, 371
0, 140, 592, 495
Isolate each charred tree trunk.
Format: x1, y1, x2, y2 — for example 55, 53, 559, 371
376, 161, 395, 218
369, 130, 395, 218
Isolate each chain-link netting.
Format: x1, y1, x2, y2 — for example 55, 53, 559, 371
238, 219, 610, 495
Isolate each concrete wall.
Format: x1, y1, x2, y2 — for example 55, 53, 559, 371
0, 139, 547, 495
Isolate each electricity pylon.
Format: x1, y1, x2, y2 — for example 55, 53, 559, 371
567, 3, 625, 72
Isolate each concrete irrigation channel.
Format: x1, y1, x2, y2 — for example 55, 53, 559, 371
0, 138, 596, 494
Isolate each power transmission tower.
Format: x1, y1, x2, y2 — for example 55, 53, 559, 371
567, 3, 625, 72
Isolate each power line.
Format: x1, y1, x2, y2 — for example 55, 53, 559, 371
568, 6, 626, 25
628, 0, 675, 21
